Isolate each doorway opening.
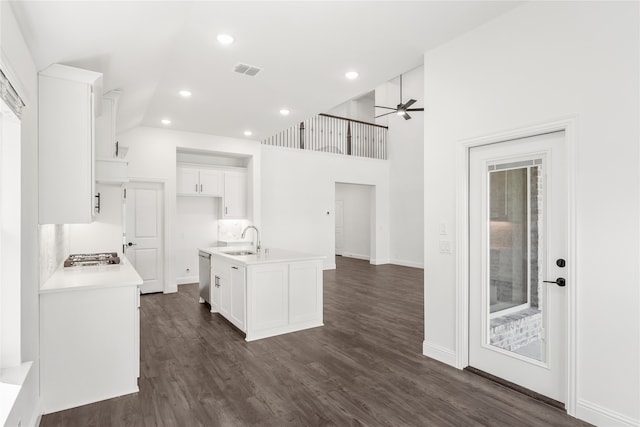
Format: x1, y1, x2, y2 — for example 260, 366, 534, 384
334, 183, 374, 267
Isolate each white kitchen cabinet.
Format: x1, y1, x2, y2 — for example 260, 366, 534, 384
177, 166, 223, 197
95, 91, 128, 183
230, 263, 246, 331
95, 91, 120, 159
223, 171, 248, 218
211, 251, 323, 341
39, 64, 103, 224
40, 285, 139, 413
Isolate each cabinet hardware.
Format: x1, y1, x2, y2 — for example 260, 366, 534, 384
94, 192, 101, 214
200, 184, 203, 192
195, 184, 198, 192
225, 206, 228, 215
232, 266, 239, 270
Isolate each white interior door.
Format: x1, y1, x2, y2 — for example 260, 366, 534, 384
469, 131, 567, 403
335, 200, 344, 255
125, 182, 164, 294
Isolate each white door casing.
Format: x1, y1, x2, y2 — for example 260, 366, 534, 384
468, 131, 567, 403
124, 182, 164, 294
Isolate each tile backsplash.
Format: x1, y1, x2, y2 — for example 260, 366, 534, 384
218, 219, 251, 241
39, 224, 69, 286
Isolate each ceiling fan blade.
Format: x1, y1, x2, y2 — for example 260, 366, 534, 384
406, 108, 424, 112
400, 111, 411, 120
374, 105, 397, 110
374, 111, 397, 118
401, 99, 417, 109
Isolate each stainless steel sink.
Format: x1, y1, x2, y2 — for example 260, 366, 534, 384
223, 250, 255, 256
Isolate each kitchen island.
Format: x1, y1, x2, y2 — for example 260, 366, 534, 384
199, 247, 324, 341
39, 256, 142, 414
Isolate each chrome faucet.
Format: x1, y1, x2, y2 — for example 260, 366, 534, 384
241, 225, 261, 253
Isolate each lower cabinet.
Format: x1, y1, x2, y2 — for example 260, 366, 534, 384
212, 255, 323, 341
40, 285, 139, 414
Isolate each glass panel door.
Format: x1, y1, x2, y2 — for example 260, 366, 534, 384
487, 159, 544, 362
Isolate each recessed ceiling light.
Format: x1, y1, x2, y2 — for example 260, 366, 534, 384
345, 71, 359, 80
279, 109, 290, 116
244, 130, 253, 136
179, 90, 192, 98
161, 119, 171, 125
217, 34, 234, 45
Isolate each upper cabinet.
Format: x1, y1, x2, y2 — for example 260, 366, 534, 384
95, 90, 128, 184
39, 64, 103, 224
223, 171, 248, 219
177, 167, 223, 197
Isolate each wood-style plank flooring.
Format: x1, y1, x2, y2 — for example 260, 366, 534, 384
41, 257, 590, 426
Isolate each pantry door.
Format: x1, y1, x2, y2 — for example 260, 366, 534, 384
468, 131, 567, 403
124, 181, 164, 294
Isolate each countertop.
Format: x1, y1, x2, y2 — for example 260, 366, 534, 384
199, 246, 324, 266
40, 255, 143, 294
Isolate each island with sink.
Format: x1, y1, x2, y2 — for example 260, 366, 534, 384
198, 245, 325, 341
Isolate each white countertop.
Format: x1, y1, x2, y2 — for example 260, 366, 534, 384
40, 255, 143, 294
201, 246, 324, 266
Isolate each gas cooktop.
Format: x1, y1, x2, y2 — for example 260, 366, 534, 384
64, 252, 120, 267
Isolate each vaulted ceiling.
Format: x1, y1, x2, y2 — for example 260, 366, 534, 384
10, 1, 521, 140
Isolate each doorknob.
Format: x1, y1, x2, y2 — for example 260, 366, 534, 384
543, 277, 566, 287
127, 242, 137, 247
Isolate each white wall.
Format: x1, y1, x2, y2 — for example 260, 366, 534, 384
376, 66, 425, 268
261, 145, 389, 269
68, 184, 123, 255
1, 2, 44, 425
335, 183, 372, 260
423, 2, 639, 425
327, 93, 375, 123
117, 126, 261, 293
176, 196, 219, 283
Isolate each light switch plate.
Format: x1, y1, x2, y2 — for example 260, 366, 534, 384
439, 239, 452, 254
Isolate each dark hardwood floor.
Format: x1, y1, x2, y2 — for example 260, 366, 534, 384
41, 257, 590, 426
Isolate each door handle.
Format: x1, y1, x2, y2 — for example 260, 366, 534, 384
127, 242, 137, 247
543, 277, 566, 287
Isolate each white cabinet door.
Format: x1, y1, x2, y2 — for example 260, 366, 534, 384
38, 64, 103, 224
217, 260, 231, 318
229, 264, 246, 331
199, 170, 224, 197
224, 172, 248, 218
176, 167, 199, 195
211, 268, 221, 313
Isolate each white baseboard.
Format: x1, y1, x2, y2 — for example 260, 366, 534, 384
576, 399, 639, 427
370, 258, 390, 265
324, 263, 336, 270
177, 276, 198, 285
341, 252, 370, 261
391, 258, 424, 269
422, 341, 457, 368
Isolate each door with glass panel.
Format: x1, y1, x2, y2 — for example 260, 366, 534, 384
469, 131, 567, 403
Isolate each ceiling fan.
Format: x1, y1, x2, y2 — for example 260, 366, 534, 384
374, 74, 424, 120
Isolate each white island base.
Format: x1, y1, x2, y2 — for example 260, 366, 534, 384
201, 248, 324, 342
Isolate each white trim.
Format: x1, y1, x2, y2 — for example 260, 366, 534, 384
370, 258, 390, 265
455, 117, 578, 414
340, 252, 370, 261
422, 341, 457, 367
323, 263, 336, 270
391, 258, 424, 269
576, 399, 639, 427
176, 276, 198, 286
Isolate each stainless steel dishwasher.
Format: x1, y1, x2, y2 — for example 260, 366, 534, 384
198, 251, 211, 304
